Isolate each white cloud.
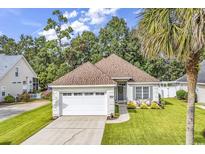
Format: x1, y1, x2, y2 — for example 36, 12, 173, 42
70, 20, 90, 34
22, 21, 42, 27
0, 31, 3, 36
61, 23, 70, 30
38, 29, 57, 41
85, 8, 119, 25
63, 10, 78, 19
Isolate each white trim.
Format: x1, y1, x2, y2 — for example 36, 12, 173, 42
128, 82, 160, 85
50, 84, 117, 88
177, 82, 205, 86
111, 77, 132, 80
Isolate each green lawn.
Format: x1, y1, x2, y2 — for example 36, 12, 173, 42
102, 98, 205, 145
0, 103, 52, 145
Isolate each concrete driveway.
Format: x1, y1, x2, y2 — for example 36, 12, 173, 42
0, 100, 49, 121
22, 116, 106, 145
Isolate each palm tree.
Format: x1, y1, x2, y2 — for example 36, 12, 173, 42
137, 8, 205, 145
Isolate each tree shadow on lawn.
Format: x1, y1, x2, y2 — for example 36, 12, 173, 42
0, 141, 12, 145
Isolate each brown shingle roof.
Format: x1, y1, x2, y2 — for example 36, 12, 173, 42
95, 54, 159, 82
52, 62, 116, 85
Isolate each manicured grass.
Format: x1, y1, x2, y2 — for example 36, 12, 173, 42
0, 103, 52, 145
102, 98, 205, 145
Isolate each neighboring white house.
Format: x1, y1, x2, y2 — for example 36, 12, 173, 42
50, 54, 160, 118
159, 60, 205, 104
0, 54, 38, 102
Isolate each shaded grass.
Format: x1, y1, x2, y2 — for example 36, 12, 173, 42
0, 103, 52, 145
102, 98, 205, 145
115, 104, 120, 117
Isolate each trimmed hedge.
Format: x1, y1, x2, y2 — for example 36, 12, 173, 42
150, 102, 161, 109
176, 90, 187, 100
4, 95, 15, 103
127, 101, 137, 109
140, 102, 149, 109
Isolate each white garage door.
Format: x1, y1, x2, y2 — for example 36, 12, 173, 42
62, 92, 107, 115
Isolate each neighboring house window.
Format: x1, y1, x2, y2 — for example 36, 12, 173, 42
15, 67, 19, 77
1, 86, 6, 97
135, 86, 153, 99
33, 78, 39, 92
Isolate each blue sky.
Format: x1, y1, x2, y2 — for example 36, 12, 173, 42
0, 8, 140, 41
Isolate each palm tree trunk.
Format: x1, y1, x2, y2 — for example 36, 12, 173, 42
185, 55, 199, 145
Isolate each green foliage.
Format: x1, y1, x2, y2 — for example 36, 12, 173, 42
127, 101, 137, 109
176, 90, 188, 100
19, 92, 31, 102
140, 102, 149, 109
150, 102, 161, 109
0, 10, 188, 90
0, 104, 52, 145
4, 95, 15, 103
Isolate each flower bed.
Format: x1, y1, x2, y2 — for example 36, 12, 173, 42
127, 100, 164, 109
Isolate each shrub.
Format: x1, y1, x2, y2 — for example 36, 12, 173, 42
150, 102, 161, 109
176, 90, 187, 100
127, 101, 137, 109
41, 90, 52, 100
4, 95, 15, 103
19, 92, 31, 102
140, 102, 149, 109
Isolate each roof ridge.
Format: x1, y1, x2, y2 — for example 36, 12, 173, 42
97, 54, 159, 81
92, 62, 116, 84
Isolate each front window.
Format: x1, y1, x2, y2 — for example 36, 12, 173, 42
143, 87, 149, 99
135, 86, 153, 99
136, 87, 142, 99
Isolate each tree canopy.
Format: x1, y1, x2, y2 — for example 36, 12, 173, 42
0, 10, 188, 90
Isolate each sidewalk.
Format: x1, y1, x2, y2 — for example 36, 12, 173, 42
106, 104, 130, 124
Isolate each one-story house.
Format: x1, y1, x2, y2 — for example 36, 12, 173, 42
159, 60, 205, 104
51, 54, 159, 117
0, 54, 38, 102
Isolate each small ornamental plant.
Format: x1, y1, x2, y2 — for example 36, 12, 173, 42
176, 90, 187, 100
127, 101, 137, 109
150, 102, 161, 109
140, 102, 149, 109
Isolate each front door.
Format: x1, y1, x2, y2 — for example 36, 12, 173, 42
117, 83, 126, 101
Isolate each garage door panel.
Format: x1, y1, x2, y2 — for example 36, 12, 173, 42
62, 93, 107, 115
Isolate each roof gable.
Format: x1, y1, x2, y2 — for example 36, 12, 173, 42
95, 54, 159, 82
177, 60, 205, 83
52, 62, 116, 85
0, 54, 23, 80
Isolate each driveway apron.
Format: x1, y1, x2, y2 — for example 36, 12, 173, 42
22, 116, 106, 145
